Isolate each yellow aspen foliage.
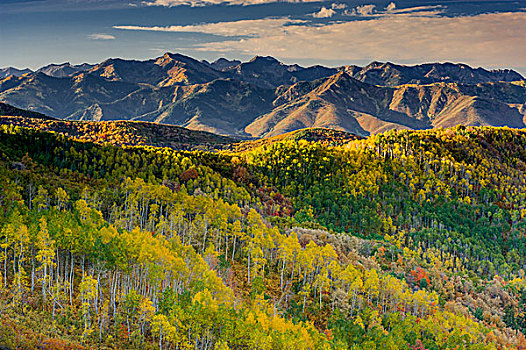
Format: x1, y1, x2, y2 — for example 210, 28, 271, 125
354, 315, 365, 330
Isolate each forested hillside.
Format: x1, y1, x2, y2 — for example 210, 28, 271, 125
0, 115, 236, 150
1, 123, 526, 349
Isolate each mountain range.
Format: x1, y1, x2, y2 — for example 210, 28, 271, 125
1, 53, 525, 137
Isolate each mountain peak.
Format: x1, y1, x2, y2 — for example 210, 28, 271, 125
163, 52, 183, 59
365, 61, 388, 68
248, 56, 281, 64
207, 58, 241, 71
313, 70, 363, 93
96, 57, 128, 68
348, 61, 525, 87
36, 62, 95, 78
155, 52, 208, 70
161, 52, 197, 62
0, 67, 33, 79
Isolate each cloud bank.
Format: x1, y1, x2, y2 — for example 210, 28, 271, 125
115, 10, 526, 70
115, 18, 305, 37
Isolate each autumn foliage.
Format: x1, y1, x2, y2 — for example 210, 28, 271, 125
0, 124, 526, 349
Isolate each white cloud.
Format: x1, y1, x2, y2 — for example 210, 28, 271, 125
115, 11, 526, 71
387, 5, 443, 15
331, 3, 346, 10
88, 33, 116, 40
115, 18, 305, 37
344, 3, 443, 17
311, 6, 336, 18
345, 4, 376, 16
385, 2, 396, 11
144, 0, 318, 6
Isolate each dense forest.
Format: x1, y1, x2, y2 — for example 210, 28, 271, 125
1, 122, 526, 349
0, 116, 236, 151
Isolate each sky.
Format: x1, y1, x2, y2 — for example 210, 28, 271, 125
1, 0, 525, 75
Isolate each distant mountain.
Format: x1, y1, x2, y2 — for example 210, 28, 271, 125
86, 53, 224, 87
204, 58, 241, 71
246, 72, 424, 137
248, 73, 526, 137
0, 53, 524, 137
37, 62, 94, 78
132, 78, 276, 136
223, 56, 338, 88
0, 67, 33, 79
343, 61, 524, 87
0, 72, 142, 119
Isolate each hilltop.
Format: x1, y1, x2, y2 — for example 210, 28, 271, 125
0, 113, 236, 151
0, 102, 55, 120
229, 127, 362, 152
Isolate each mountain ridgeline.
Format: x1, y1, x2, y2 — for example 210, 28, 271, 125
1, 53, 525, 137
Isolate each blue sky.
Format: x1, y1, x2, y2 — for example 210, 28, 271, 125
1, 0, 525, 75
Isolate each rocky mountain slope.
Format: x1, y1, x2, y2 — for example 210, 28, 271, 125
0, 67, 32, 79
250, 73, 526, 137
0, 53, 524, 137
